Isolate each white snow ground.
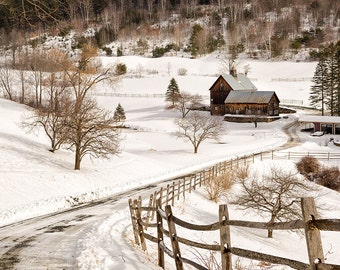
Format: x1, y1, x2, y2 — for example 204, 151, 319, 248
0, 55, 339, 269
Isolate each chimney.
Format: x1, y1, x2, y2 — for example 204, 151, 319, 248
230, 64, 237, 78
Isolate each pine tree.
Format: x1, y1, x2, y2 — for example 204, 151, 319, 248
114, 103, 126, 122
325, 44, 337, 116
310, 42, 340, 116
310, 54, 328, 115
165, 78, 180, 107
333, 42, 340, 115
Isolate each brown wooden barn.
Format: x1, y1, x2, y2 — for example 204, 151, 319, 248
209, 71, 280, 119
224, 91, 280, 116
209, 74, 257, 115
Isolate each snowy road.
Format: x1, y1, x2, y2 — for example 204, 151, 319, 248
0, 119, 302, 270
0, 184, 159, 270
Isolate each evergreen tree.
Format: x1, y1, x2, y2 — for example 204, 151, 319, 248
309, 43, 340, 116
325, 44, 337, 116
310, 54, 328, 115
165, 78, 180, 107
333, 42, 340, 115
114, 103, 126, 122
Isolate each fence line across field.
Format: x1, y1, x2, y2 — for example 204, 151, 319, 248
129, 196, 340, 270
96, 92, 304, 106
128, 151, 340, 270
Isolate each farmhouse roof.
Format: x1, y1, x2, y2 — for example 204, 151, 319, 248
225, 91, 278, 104
209, 74, 257, 91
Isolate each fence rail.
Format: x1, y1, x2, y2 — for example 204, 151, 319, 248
96, 92, 304, 106
129, 198, 340, 270
128, 149, 340, 270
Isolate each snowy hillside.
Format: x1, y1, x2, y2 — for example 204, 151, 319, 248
0, 55, 339, 269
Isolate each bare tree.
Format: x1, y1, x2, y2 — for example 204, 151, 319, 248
22, 50, 72, 152
16, 51, 29, 104
22, 96, 72, 153
65, 98, 120, 170
175, 91, 203, 118
60, 45, 120, 170
0, 64, 15, 100
175, 112, 223, 153
234, 165, 313, 238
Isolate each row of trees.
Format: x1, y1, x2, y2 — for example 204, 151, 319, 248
309, 41, 340, 116
0, 0, 337, 30
19, 45, 121, 170
0, 0, 338, 61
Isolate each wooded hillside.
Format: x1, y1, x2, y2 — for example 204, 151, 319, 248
0, 0, 339, 59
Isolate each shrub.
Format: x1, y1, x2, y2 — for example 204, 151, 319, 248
117, 47, 123, 56
234, 164, 250, 180
315, 166, 340, 191
152, 46, 166, 58
102, 47, 112, 56
177, 68, 187, 76
204, 171, 234, 202
115, 63, 127, 75
296, 156, 321, 180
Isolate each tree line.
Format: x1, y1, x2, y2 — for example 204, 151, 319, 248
0, 0, 338, 60
3, 45, 123, 170
309, 41, 340, 116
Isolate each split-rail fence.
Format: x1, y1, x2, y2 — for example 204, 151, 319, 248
128, 154, 340, 270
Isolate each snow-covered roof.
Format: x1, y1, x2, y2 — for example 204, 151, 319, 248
225, 91, 277, 104
299, 115, 340, 124
221, 74, 257, 91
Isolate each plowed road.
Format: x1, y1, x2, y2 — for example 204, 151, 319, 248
0, 119, 301, 269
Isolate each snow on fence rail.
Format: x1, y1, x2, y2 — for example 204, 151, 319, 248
129, 197, 340, 270
128, 152, 340, 270
271, 77, 313, 82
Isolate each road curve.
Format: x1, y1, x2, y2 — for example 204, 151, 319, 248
0, 118, 302, 269
0, 184, 158, 270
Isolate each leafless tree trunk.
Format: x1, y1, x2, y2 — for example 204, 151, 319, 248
66, 98, 120, 170
175, 112, 223, 153
146, 0, 154, 21
60, 45, 120, 170
0, 64, 15, 101
78, 0, 92, 24
174, 92, 203, 118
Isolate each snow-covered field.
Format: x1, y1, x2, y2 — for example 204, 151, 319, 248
0, 55, 339, 269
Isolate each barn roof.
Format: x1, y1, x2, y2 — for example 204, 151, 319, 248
225, 91, 278, 104
209, 74, 257, 91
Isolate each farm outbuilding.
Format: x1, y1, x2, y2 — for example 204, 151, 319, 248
209, 74, 257, 115
299, 115, 340, 135
209, 70, 280, 121
224, 91, 280, 116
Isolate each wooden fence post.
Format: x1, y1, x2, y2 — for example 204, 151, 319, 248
177, 180, 181, 200
166, 184, 170, 205
128, 199, 140, 246
301, 197, 325, 270
172, 182, 175, 206
159, 187, 163, 208
165, 205, 183, 270
134, 199, 147, 251
157, 200, 165, 269
189, 177, 192, 193
145, 194, 154, 229
151, 191, 157, 220
183, 178, 186, 199
219, 204, 232, 270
